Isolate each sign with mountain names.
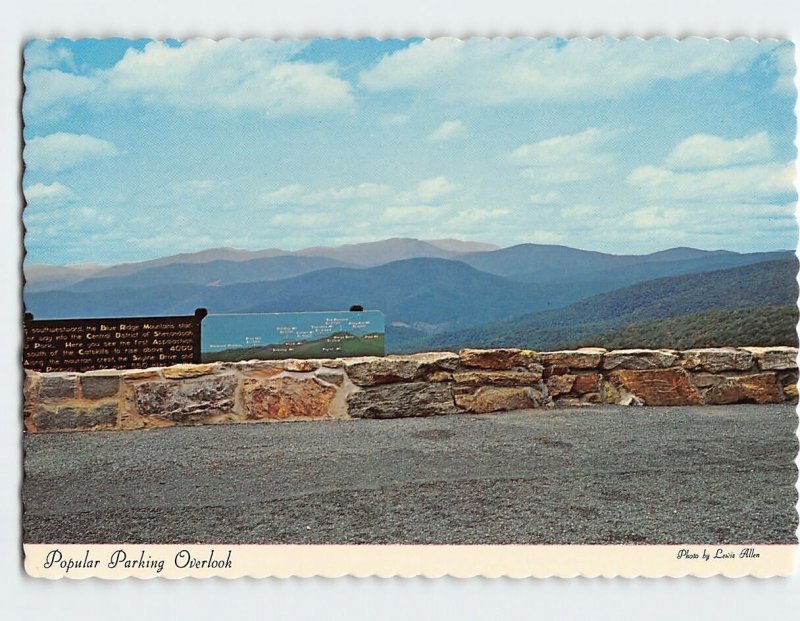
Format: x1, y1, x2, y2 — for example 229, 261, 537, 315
23, 309, 206, 372
201, 310, 385, 361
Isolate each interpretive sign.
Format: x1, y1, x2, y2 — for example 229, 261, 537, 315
23, 309, 207, 372
201, 310, 385, 362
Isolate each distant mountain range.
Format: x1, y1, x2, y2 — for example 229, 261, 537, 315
25, 237, 500, 291
25, 258, 584, 332
25, 237, 791, 294
401, 259, 799, 352
23, 238, 798, 352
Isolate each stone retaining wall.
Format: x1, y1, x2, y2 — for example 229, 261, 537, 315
23, 347, 799, 433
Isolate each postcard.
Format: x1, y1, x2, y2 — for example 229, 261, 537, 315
20, 37, 798, 578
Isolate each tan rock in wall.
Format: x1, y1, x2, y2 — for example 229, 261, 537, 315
242, 376, 336, 420
603, 349, 678, 371
284, 359, 320, 372
691, 373, 725, 388
344, 352, 458, 386
458, 348, 539, 370
679, 348, 754, 373
133, 375, 238, 423
609, 368, 702, 406
542, 365, 570, 378
162, 363, 221, 379
538, 348, 605, 369
347, 382, 459, 418
545, 374, 576, 396
572, 373, 603, 395
782, 382, 798, 401
703, 373, 784, 405
454, 385, 549, 413
453, 369, 544, 386
741, 347, 799, 371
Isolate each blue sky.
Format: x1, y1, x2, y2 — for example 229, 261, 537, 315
22, 37, 797, 265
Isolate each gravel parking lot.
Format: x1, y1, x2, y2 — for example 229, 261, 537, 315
23, 404, 798, 544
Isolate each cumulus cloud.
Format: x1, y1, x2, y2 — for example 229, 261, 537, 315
24, 181, 76, 203
302, 183, 391, 203
428, 120, 466, 142
772, 43, 797, 95
260, 182, 391, 206
260, 184, 306, 205
629, 206, 691, 229
258, 177, 459, 238
509, 127, 618, 183
395, 176, 458, 204
458, 208, 511, 222
24, 39, 354, 118
24, 40, 76, 72
627, 161, 794, 202
24, 132, 120, 172
360, 37, 788, 103
664, 132, 773, 170
23, 70, 98, 117
529, 191, 564, 205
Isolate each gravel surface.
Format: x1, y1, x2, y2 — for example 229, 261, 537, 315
23, 404, 798, 544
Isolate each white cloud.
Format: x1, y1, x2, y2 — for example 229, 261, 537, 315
665, 132, 773, 170
24, 41, 76, 72
260, 182, 391, 206
772, 43, 796, 95
630, 206, 691, 229
428, 120, 466, 142
395, 176, 458, 204
529, 191, 564, 205
260, 184, 306, 205
360, 37, 786, 103
627, 161, 794, 202
24, 181, 76, 203
24, 132, 120, 172
25, 40, 354, 117
509, 127, 617, 183
23, 70, 97, 117
458, 207, 511, 222
302, 183, 391, 203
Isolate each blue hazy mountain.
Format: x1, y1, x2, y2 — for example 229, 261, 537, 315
400, 259, 799, 352
26, 239, 790, 296
25, 258, 588, 332
25, 237, 499, 292
456, 243, 789, 283
64, 255, 354, 292
23, 241, 797, 352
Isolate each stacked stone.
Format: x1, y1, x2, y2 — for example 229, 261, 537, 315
345, 349, 550, 418
22, 346, 799, 433
24, 371, 121, 432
